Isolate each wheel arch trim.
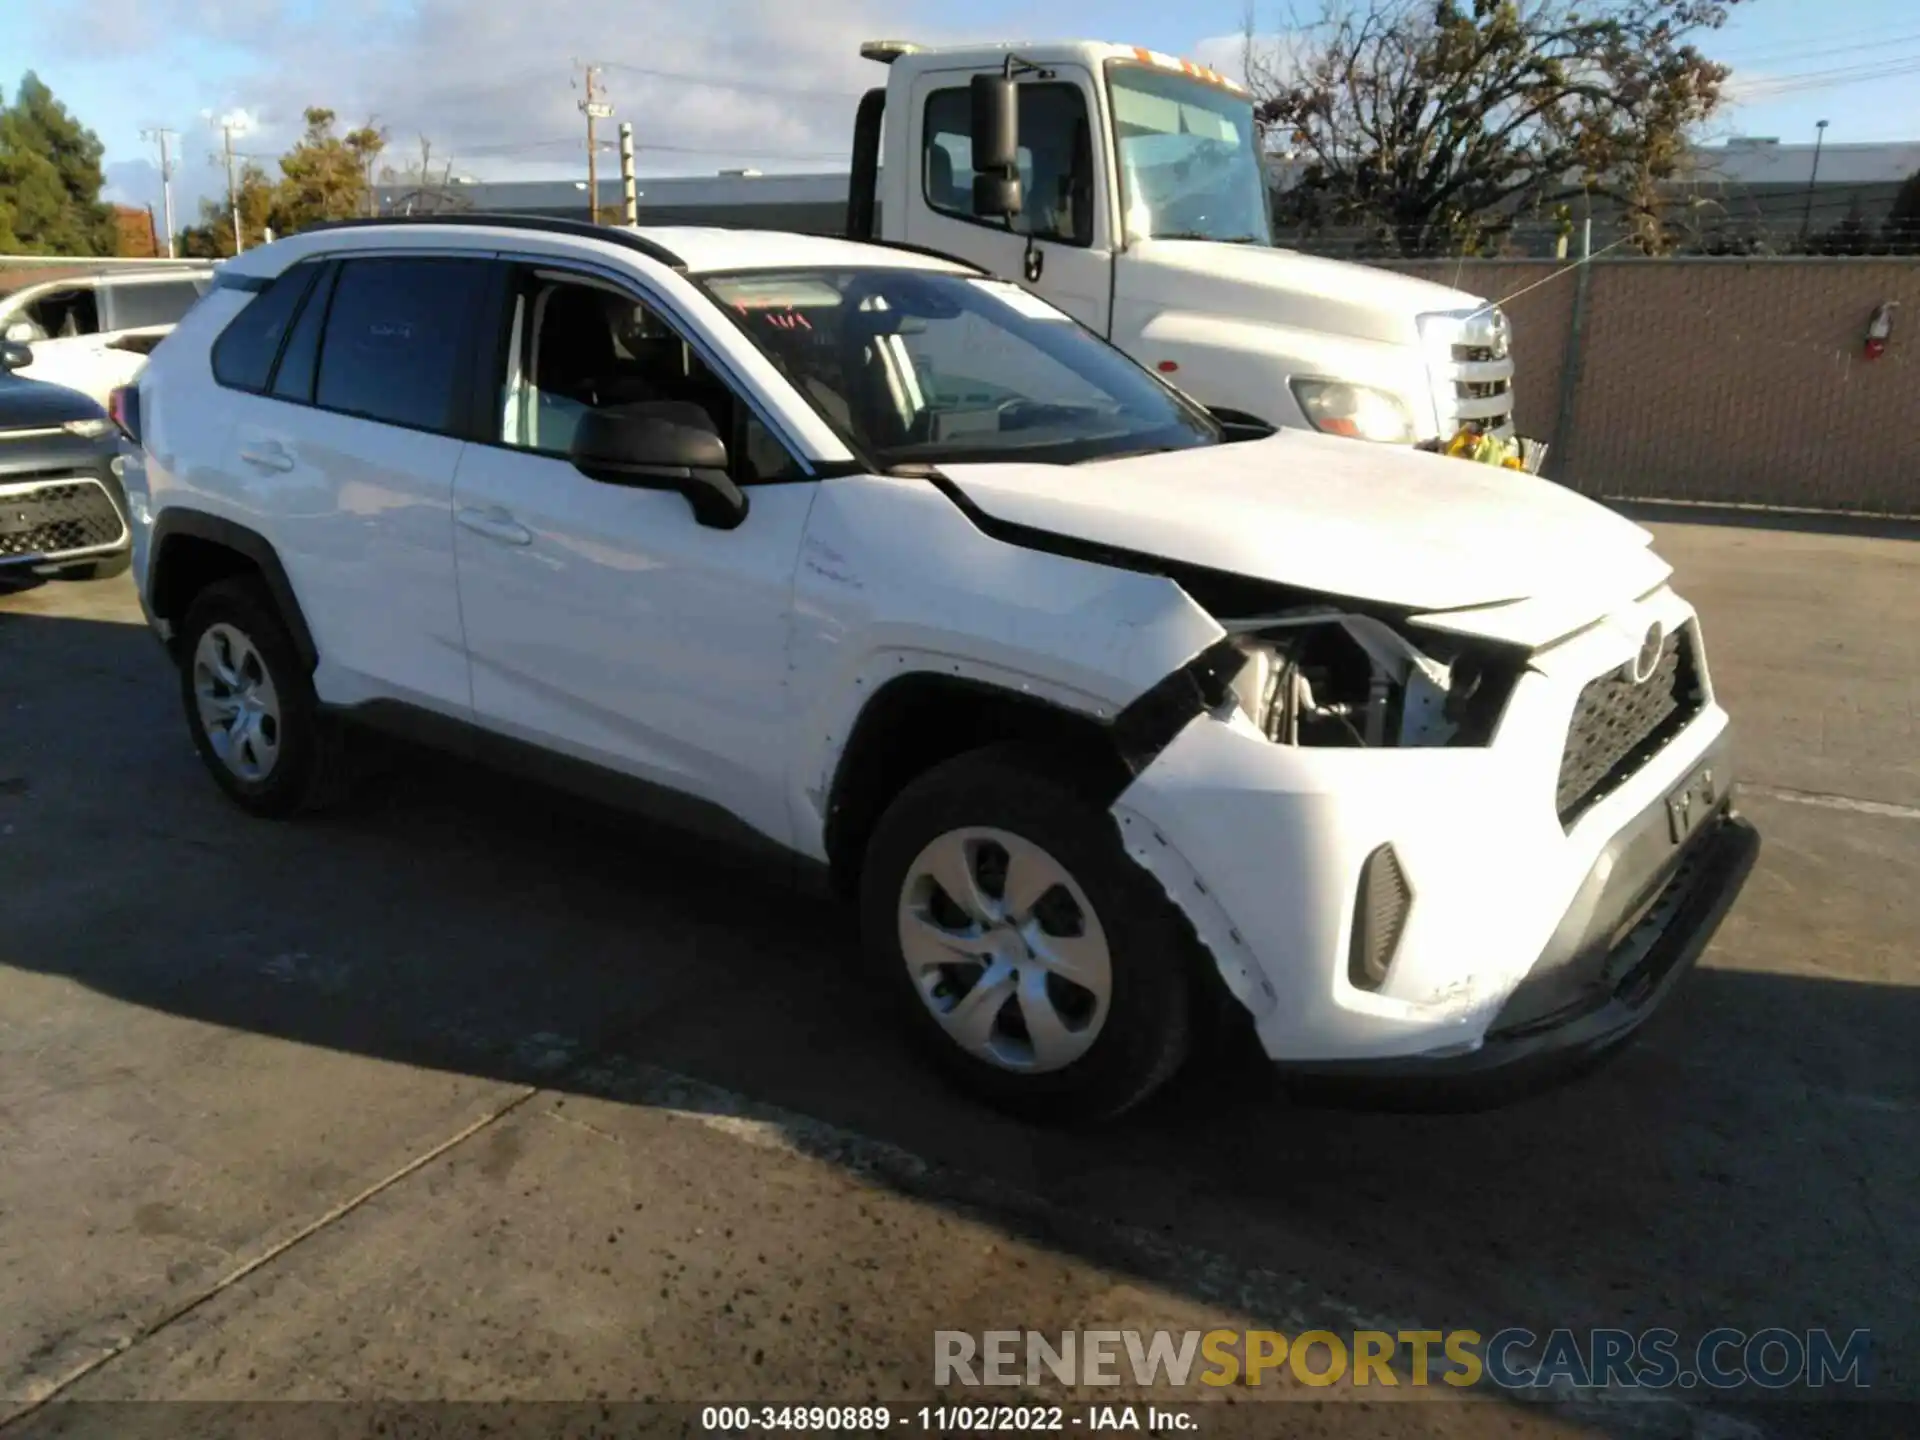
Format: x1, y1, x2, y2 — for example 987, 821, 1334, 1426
148, 508, 318, 674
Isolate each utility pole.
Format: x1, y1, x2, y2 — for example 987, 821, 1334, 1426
218, 120, 244, 254
619, 121, 637, 226
577, 62, 612, 222
142, 128, 178, 258
1800, 119, 1830, 244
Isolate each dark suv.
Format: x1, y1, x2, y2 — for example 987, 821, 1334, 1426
0, 339, 132, 581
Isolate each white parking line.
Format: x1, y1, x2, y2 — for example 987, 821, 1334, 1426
1744, 784, 1920, 822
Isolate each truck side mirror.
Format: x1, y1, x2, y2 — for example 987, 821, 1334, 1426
969, 74, 1023, 221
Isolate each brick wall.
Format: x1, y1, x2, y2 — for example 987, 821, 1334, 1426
1387, 258, 1920, 516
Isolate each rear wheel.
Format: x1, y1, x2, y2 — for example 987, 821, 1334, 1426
177, 578, 345, 817
859, 747, 1196, 1122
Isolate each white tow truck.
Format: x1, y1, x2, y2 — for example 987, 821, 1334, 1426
696, 39, 1523, 454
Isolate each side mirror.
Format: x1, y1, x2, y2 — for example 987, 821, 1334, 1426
4, 321, 34, 344
0, 339, 31, 372
569, 402, 748, 530
969, 74, 1023, 221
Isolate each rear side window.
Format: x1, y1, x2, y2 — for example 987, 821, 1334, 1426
109, 279, 207, 331
270, 264, 337, 403
212, 264, 320, 392
315, 257, 487, 433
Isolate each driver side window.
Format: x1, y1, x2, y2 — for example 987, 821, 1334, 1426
14, 287, 100, 341
923, 84, 1094, 246
496, 272, 804, 482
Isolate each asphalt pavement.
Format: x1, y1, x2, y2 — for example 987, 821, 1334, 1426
1, 517, 1915, 1439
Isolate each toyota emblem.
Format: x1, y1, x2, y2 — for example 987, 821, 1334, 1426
1627, 622, 1665, 684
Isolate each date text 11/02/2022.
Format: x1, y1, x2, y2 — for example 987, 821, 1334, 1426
701, 1407, 1192, 1432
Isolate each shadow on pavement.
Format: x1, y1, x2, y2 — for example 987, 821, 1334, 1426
4, 607, 1915, 1437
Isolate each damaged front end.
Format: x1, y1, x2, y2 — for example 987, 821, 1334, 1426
1114, 593, 1529, 775
1218, 607, 1523, 750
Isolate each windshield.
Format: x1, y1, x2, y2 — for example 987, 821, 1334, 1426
1107, 63, 1273, 247
704, 268, 1219, 468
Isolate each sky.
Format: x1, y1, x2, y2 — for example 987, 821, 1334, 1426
3, 0, 1918, 229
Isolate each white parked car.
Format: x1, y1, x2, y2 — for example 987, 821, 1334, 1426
118, 216, 1758, 1119
0, 267, 214, 409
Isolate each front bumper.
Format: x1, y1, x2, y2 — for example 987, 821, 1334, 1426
0, 432, 131, 575
1111, 585, 1756, 1101
1279, 802, 1758, 1104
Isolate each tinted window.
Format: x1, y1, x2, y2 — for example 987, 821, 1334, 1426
708, 268, 1217, 467
315, 258, 486, 433
212, 265, 319, 392
109, 279, 207, 330
498, 273, 802, 482
271, 264, 336, 403
923, 84, 1095, 245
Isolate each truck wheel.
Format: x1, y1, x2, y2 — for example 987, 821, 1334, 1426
859, 746, 1195, 1123
177, 577, 346, 818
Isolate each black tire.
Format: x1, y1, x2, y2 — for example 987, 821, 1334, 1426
176, 577, 347, 818
859, 745, 1199, 1123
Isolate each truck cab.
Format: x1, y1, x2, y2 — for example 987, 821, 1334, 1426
851, 40, 1517, 449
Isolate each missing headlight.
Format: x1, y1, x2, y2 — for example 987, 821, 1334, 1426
1221, 609, 1518, 748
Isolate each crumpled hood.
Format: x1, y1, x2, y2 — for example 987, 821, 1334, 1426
938, 429, 1672, 636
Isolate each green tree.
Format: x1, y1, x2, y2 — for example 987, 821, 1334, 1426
177, 162, 279, 257
273, 107, 386, 230
0, 73, 116, 254
1247, 0, 1746, 256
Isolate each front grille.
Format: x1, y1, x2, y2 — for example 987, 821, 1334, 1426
1556, 629, 1705, 827
0, 478, 127, 561
1452, 343, 1499, 364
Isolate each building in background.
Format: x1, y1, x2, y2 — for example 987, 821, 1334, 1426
367, 139, 1920, 256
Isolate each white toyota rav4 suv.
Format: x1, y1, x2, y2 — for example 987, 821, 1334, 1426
118, 216, 1757, 1120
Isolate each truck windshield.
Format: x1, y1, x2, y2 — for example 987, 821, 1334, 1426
1107, 63, 1274, 247
704, 267, 1220, 468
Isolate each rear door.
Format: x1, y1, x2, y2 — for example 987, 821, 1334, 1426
903, 66, 1115, 335
218, 254, 491, 715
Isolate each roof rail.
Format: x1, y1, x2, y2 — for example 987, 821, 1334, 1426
303, 213, 685, 270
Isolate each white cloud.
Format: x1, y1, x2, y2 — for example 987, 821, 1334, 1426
65, 0, 921, 212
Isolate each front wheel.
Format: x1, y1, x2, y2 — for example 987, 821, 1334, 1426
859, 747, 1197, 1123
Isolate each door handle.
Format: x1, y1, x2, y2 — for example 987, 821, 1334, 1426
456, 506, 533, 546
238, 442, 295, 473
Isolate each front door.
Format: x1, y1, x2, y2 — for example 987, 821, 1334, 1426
903, 66, 1115, 336
450, 264, 816, 847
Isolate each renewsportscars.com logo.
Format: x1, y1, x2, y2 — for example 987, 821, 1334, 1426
934, 1328, 1874, 1392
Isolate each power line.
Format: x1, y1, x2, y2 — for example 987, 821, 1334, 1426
1729, 54, 1920, 98
1714, 21, 1920, 65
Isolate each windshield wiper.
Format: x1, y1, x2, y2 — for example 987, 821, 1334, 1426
1148, 232, 1264, 244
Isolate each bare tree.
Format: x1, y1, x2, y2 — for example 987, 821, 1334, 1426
1245, 0, 1745, 256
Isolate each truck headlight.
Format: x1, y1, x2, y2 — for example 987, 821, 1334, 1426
1288, 378, 1418, 444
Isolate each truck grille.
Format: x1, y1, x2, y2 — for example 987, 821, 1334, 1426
1422, 316, 1514, 437
1556, 629, 1704, 828
0, 477, 127, 562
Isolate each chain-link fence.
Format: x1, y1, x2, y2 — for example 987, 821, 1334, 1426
1380, 256, 1920, 516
